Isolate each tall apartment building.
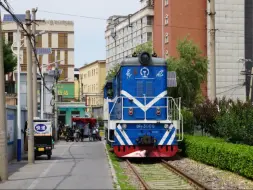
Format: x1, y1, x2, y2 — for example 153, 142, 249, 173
207, 0, 246, 101
2, 14, 75, 82
79, 60, 106, 117
153, 0, 207, 96
105, 1, 154, 71
105, 0, 249, 101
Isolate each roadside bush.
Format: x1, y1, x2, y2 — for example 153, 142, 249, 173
192, 98, 219, 136
191, 97, 253, 145
215, 100, 253, 145
181, 108, 194, 134
180, 135, 253, 179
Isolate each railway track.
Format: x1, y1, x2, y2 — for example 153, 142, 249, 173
126, 159, 211, 190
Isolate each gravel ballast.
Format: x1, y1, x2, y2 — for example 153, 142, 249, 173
167, 157, 253, 189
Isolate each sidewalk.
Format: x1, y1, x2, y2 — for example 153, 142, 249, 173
0, 140, 114, 189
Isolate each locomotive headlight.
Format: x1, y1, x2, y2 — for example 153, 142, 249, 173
164, 124, 169, 129
156, 107, 161, 115
138, 52, 151, 66
122, 124, 127, 129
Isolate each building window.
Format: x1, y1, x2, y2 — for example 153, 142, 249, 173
64, 67, 68, 79
39, 55, 42, 66
147, 32, 152, 41
165, 33, 169, 43
165, 15, 169, 25
58, 33, 68, 48
23, 48, 27, 64
48, 50, 55, 63
36, 35, 42, 48
21, 32, 24, 40
57, 50, 60, 60
48, 33, 52, 47
165, 0, 168, 6
147, 16, 152, 25
8, 32, 13, 44
65, 51, 68, 64
165, 50, 169, 56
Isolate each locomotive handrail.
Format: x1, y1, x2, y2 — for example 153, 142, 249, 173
107, 95, 183, 141
107, 97, 119, 143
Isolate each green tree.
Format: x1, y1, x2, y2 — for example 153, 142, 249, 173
105, 63, 120, 81
105, 41, 153, 82
134, 41, 153, 54
167, 37, 208, 108
3, 42, 17, 74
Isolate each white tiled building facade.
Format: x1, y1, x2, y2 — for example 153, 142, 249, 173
207, 0, 246, 101
3, 17, 75, 82
105, 4, 154, 71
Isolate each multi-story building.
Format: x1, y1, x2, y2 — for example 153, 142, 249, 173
207, 0, 246, 101
79, 60, 106, 117
105, 0, 154, 71
2, 14, 75, 82
105, 0, 248, 101
153, 0, 207, 96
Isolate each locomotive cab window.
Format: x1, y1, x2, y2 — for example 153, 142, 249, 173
105, 81, 113, 99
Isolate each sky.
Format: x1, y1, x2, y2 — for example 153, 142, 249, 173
2, 0, 141, 68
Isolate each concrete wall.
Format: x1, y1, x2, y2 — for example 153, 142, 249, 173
6, 105, 27, 162
7, 105, 53, 162
14, 72, 54, 114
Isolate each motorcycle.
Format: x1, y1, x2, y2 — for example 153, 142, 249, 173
65, 128, 74, 142
74, 128, 81, 142
89, 127, 101, 141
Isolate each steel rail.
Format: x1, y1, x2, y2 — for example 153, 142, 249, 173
161, 160, 212, 190
126, 160, 151, 190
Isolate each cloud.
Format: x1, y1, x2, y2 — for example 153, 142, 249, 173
3, 0, 141, 68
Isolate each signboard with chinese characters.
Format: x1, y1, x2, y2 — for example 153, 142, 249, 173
57, 83, 74, 99
33, 121, 52, 136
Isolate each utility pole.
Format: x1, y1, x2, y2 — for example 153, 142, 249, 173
54, 56, 59, 141
161, 0, 164, 58
32, 8, 38, 117
209, 0, 216, 100
26, 10, 34, 164
0, 12, 8, 181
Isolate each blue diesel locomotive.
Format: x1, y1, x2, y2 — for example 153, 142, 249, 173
103, 52, 183, 158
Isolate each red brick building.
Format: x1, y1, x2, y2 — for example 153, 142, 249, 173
153, 0, 208, 97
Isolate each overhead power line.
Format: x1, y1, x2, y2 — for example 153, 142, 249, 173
0, 2, 53, 93
39, 10, 107, 20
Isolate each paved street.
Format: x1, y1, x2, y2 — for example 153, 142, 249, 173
0, 140, 114, 189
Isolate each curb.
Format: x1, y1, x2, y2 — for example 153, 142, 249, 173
104, 142, 121, 190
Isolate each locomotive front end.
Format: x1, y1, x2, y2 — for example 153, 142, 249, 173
104, 51, 183, 158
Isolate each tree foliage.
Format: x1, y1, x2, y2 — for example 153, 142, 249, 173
105, 41, 153, 81
167, 37, 208, 108
105, 63, 120, 81
191, 97, 253, 146
134, 41, 153, 55
3, 42, 17, 74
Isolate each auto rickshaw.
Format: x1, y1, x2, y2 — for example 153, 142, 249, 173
33, 118, 53, 160
71, 117, 98, 141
